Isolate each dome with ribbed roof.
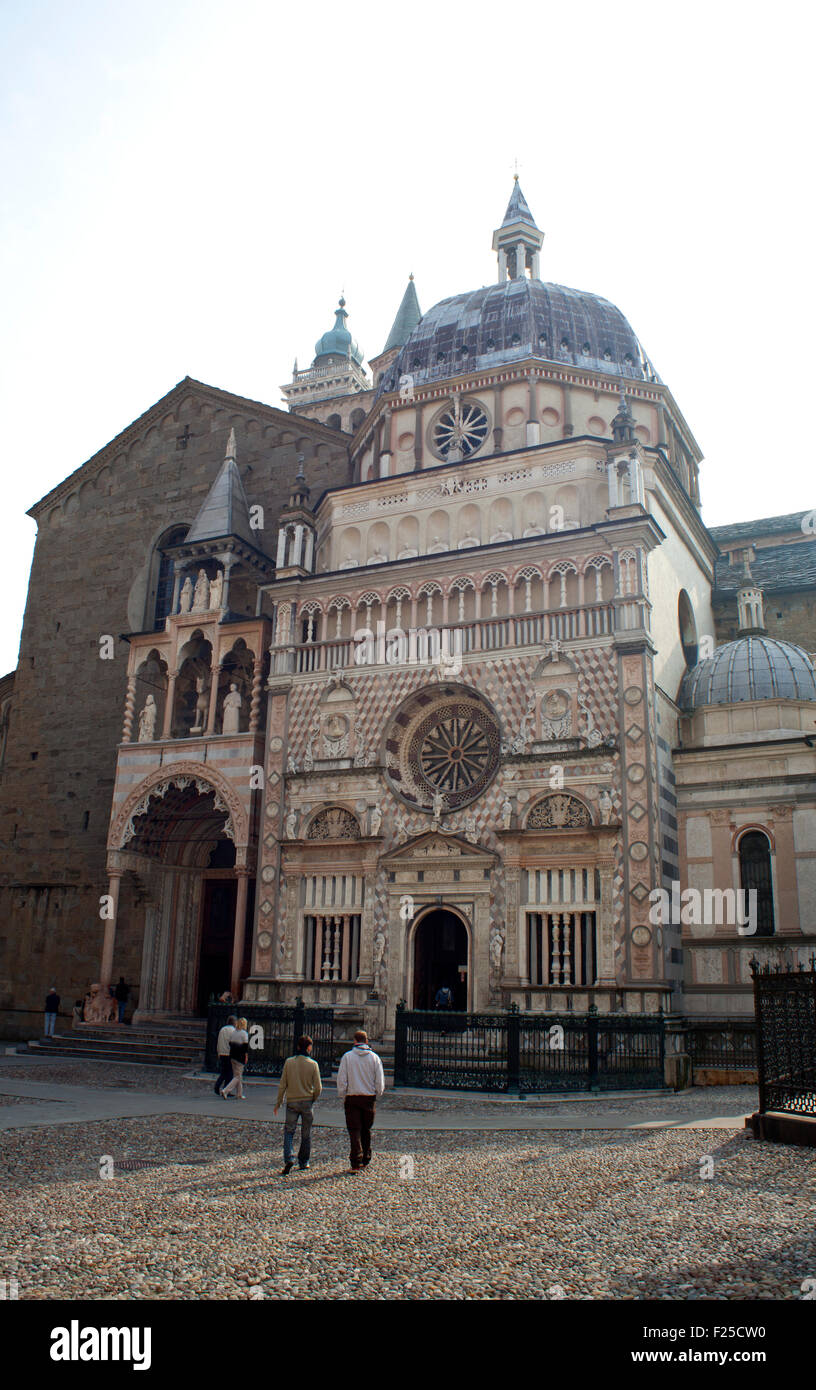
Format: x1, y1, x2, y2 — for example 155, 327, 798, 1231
679, 636, 816, 710
375, 278, 656, 399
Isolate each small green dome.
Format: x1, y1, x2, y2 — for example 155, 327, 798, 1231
314, 297, 364, 365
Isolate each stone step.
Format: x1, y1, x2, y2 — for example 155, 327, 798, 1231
29, 1038, 199, 1068
75, 1025, 206, 1045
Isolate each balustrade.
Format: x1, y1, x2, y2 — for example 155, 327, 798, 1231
286, 602, 617, 674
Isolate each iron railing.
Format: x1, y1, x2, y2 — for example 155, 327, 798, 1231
205, 1001, 335, 1078
394, 1005, 665, 1093
684, 1020, 757, 1074
752, 959, 816, 1117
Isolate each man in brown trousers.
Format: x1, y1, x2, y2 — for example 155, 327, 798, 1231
336, 1030, 385, 1174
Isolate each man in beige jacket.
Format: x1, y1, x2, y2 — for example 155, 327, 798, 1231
274, 1036, 323, 1174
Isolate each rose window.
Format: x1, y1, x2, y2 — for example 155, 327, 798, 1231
432, 400, 489, 459
383, 684, 501, 812
419, 715, 491, 793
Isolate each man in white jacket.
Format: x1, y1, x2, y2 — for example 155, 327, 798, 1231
336, 1030, 385, 1173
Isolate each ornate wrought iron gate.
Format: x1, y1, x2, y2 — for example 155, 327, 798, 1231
205, 1002, 335, 1077
752, 959, 816, 1117
394, 1005, 665, 1093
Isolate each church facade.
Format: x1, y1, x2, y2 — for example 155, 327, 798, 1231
1, 183, 814, 1038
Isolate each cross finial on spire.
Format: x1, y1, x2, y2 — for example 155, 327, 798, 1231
225, 427, 236, 461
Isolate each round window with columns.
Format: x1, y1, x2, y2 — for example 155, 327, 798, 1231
429, 397, 490, 462
382, 682, 502, 813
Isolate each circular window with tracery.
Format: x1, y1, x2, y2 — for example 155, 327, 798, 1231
431, 398, 490, 460
383, 684, 501, 812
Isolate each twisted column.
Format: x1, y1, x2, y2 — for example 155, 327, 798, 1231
121, 675, 137, 744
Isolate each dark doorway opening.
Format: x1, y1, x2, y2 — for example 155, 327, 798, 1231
197, 878, 237, 1015
413, 909, 469, 1010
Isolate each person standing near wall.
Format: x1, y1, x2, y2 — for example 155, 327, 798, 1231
44, 987, 60, 1037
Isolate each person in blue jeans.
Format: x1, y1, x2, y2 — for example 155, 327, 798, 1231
114, 977, 129, 1023
44, 987, 60, 1037
274, 1037, 323, 1174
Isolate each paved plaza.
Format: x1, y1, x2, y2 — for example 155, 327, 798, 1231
1, 1055, 814, 1300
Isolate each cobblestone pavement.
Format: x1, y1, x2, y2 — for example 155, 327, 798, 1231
0, 1055, 758, 1120
1, 1116, 813, 1300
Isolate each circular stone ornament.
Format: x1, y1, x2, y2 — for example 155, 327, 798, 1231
623, 687, 643, 706
626, 763, 646, 784
384, 683, 501, 812
269, 736, 283, 752
631, 925, 651, 947
257, 930, 273, 951
261, 866, 276, 883
629, 841, 649, 861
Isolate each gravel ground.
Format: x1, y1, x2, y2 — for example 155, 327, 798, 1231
1, 1115, 813, 1300
0, 1057, 758, 1117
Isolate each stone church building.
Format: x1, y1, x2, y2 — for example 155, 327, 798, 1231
1, 181, 814, 1038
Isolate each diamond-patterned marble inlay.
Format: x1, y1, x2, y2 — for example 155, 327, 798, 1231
628, 802, 646, 822
625, 723, 643, 743
260, 899, 273, 916
630, 882, 650, 903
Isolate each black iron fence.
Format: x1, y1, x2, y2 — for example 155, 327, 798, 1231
394, 1005, 665, 1093
684, 1020, 757, 1074
205, 1002, 335, 1078
752, 959, 816, 1117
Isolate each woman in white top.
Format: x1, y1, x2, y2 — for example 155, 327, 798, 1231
221, 1017, 249, 1099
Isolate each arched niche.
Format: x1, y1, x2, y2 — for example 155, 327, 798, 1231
217, 638, 254, 734
172, 631, 212, 738
134, 649, 169, 741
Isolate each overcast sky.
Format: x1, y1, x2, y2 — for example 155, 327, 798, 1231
1, 0, 813, 675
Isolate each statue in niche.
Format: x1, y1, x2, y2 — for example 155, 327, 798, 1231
464, 814, 477, 843
285, 809, 299, 839
501, 795, 513, 830
489, 924, 505, 975
372, 928, 386, 995
137, 694, 157, 742
209, 570, 224, 610
179, 577, 193, 613
599, 788, 613, 825
222, 683, 242, 734
287, 754, 298, 775
190, 676, 209, 734
192, 569, 210, 613
431, 789, 446, 827
369, 804, 382, 836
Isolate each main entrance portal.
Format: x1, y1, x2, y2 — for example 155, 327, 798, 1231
413, 909, 469, 1010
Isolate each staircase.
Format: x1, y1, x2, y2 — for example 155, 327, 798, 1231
28, 1018, 206, 1069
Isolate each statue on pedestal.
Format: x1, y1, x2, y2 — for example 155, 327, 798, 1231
369, 804, 382, 836
192, 569, 210, 613
137, 694, 156, 743
179, 576, 193, 613
285, 809, 299, 839
501, 796, 513, 830
190, 676, 209, 734
222, 683, 242, 734
599, 788, 613, 825
209, 570, 223, 610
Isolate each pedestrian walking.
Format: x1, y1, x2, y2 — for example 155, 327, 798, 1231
273, 1035, 323, 1175
114, 976, 129, 1023
214, 1014, 238, 1095
44, 987, 60, 1037
221, 1017, 249, 1099
336, 1030, 385, 1174
434, 984, 453, 1010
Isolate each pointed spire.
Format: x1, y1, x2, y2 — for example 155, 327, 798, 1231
383, 276, 422, 352
492, 179, 544, 282
185, 431, 255, 545
501, 176, 538, 229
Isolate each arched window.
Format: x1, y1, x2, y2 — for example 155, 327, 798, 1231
153, 526, 189, 630
738, 831, 775, 935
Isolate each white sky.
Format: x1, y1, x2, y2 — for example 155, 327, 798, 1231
1, 0, 814, 676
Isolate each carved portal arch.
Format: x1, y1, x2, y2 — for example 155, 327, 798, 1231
305, 806, 362, 840
108, 760, 249, 856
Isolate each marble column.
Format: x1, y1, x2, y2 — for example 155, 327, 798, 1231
100, 872, 122, 988
162, 670, 178, 740
206, 665, 222, 735
230, 869, 250, 998
121, 675, 137, 743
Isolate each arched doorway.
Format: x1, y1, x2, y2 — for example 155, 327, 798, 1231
413, 908, 469, 1010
